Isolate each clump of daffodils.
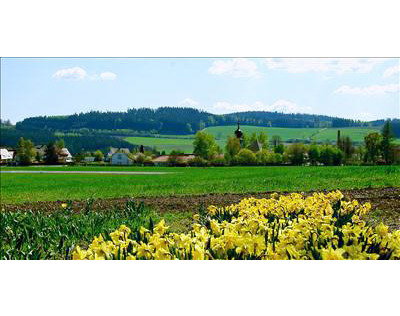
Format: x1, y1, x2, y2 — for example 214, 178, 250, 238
73, 191, 400, 260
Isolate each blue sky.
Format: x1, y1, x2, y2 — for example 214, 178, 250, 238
1, 57, 399, 124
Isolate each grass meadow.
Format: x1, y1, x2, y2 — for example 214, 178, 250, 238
123, 125, 384, 153
1, 165, 399, 204
205, 125, 382, 143
124, 136, 194, 153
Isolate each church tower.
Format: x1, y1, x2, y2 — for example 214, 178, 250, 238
234, 121, 243, 146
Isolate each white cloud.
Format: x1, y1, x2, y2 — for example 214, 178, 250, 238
52, 67, 87, 80
263, 58, 385, 74
100, 72, 117, 80
210, 99, 312, 114
53, 67, 116, 81
180, 98, 199, 107
208, 58, 260, 78
334, 83, 400, 95
383, 64, 400, 78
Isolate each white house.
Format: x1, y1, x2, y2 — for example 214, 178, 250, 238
0, 148, 13, 163
106, 147, 130, 161
58, 148, 73, 163
111, 152, 134, 165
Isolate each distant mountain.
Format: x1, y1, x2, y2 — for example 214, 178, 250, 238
16, 106, 382, 135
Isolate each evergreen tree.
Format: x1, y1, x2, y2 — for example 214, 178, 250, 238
44, 142, 59, 164
381, 120, 395, 164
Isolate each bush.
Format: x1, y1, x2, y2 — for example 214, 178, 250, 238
320, 145, 344, 166
287, 143, 306, 165
237, 149, 257, 165
188, 156, 209, 167
210, 157, 226, 167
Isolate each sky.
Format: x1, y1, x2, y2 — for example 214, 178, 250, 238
1, 57, 399, 124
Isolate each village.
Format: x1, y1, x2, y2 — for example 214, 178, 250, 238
0, 123, 259, 167
0, 144, 200, 166
2, 121, 400, 167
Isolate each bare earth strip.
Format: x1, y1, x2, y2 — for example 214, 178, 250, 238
0, 170, 173, 175
2, 188, 399, 229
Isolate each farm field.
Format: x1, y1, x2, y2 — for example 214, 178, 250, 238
205, 125, 382, 143
1, 165, 399, 204
312, 127, 385, 143
123, 125, 385, 153
124, 136, 194, 153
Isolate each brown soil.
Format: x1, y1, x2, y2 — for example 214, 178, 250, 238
2, 187, 399, 219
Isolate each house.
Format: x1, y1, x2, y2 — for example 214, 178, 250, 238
8, 150, 15, 160
33, 145, 73, 163
84, 156, 96, 162
58, 148, 73, 163
34, 145, 47, 156
248, 140, 263, 153
0, 148, 13, 164
111, 152, 134, 165
106, 147, 130, 161
152, 154, 196, 166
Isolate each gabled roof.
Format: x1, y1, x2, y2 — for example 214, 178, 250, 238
108, 147, 130, 156
152, 154, 196, 163
59, 148, 72, 158
0, 148, 13, 160
34, 145, 47, 155
248, 140, 263, 152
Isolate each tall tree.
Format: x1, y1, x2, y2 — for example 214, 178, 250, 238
16, 137, 35, 165
44, 142, 59, 165
381, 120, 395, 164
258, 132, 269, 150
94, 150, 104, 162
225, 136, 241, 160
193, 131, 219, 160
364, 132, 382, 164
271, 135, 282, 150
308, 143, 320, 165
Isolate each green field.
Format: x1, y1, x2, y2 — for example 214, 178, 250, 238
1, 165, 399, 204
205, 125, 382, 143
205, 125, 319, 142
124, 136, 194, 153
124, 125, 384, 153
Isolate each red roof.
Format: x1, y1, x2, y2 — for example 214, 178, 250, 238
152, 154, 196, 163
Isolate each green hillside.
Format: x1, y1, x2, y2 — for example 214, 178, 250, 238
205, 125, 382, 143
205, 126, 320, 142
124, 125, 386, 154
124, 136, 194, 153
312, 127, 382, 143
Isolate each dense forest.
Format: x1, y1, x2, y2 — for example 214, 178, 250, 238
2, 108, 399, 153
0, 127, 138, 154
15, 107, 376, 135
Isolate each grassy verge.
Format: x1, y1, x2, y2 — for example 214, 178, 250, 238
1, 166, 399, 204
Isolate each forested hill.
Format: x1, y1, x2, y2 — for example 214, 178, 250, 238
17, 106, 380, 135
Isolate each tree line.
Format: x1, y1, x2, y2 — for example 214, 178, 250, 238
0, 127, 137, 154
15, 107, 376, 135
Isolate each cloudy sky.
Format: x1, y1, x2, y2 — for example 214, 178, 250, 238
1, 57, 399, 123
